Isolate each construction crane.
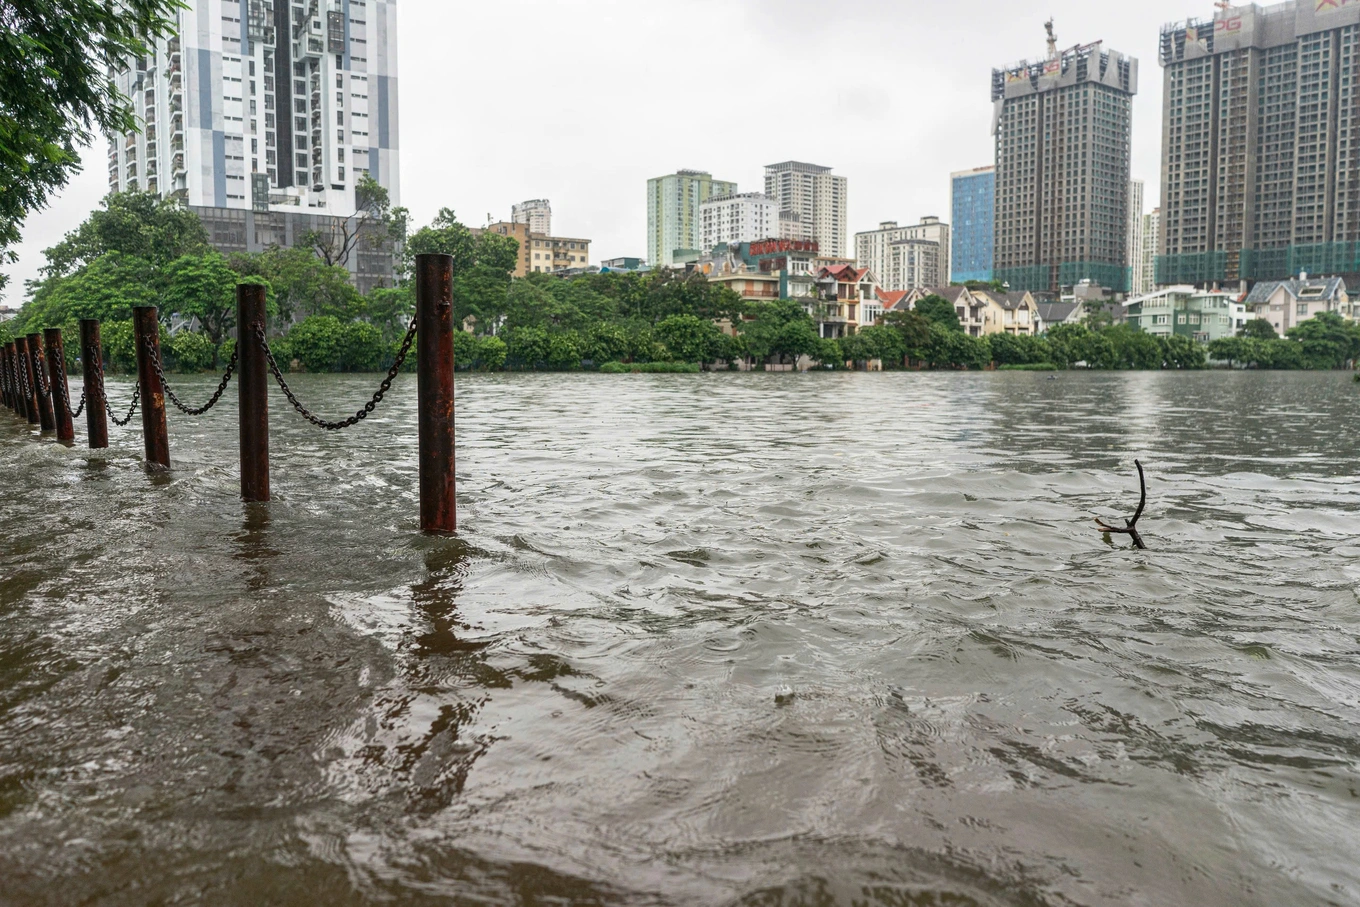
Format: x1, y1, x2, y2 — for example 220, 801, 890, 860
1045, 18, 1059, 59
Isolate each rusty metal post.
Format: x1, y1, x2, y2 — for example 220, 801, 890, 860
133, 306, 170, 469
79, 320, 109, 449
26, 333, 56, 432
237, 284, 270, 502
15, 336, 39, 425
416, 253, 456, 533
1, 344, 11, 412
43, 328, 75, 444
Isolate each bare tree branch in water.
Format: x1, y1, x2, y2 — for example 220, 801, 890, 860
1096, 460, 1148, 550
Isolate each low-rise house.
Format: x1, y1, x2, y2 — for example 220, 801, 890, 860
970, 288, 1039, 336
815, 264, 878, 338
898, 286, 983, 335
1036, 301, 1082, 333
1244, 276, 1351, 336
1125, 286, 1244, 342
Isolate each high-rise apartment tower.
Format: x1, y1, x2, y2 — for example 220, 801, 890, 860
1158, 1, 1360, 285
992, 29, 1138, 293
855, 217, 951, 290
1128, 179, 1148, 295
107, 0, 400, 291
646, 170, 737, 268
764, 162, 848, 258
512, 199, 552, 236
950, 166, 996, 283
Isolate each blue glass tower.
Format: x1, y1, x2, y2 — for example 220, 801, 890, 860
950, 167, 995, 284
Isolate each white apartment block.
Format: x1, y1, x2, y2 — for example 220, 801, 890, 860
1128, 179, 1147, 295
107, 0, 400, 290
855, 217, 951, 290
765, 161, 848, 258
1141, 208, 1161, 294
512, 199, 552, 236
699, 193, 777, 250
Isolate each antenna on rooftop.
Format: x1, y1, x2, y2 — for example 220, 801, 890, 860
1045, 18, 1059, 59
1215, 0, 1233, 9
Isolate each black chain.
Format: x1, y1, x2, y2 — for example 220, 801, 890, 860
50, 353, 78, 418
91, 351, 139, 426
105, 383, 140, 426
254, 317, 417, 431
15, 354, 30, 402
144, 336, 238, 416
32, 355, 51, 397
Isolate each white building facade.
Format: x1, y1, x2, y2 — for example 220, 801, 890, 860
1128, 179, 1147, 295
512, 199, 552, 236
1141, 208, 1161, 295
855, 216, 951, 290
765, 161, 848, 258
699, 193, 778, 250
107, 0, 400, 290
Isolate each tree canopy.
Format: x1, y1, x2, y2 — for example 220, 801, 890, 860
1, 0, 183, 285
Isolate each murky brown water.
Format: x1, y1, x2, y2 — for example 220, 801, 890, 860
1, 370, 1358, 905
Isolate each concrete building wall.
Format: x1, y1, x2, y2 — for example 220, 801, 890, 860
647, 170, 737, 268
992, 39, 1138, 294
699, 193, 778, 250
1128, 179, 1147, 294
512, 199, 552, 236
1158, 0, 1360, 284
855, 217, 950, 290
108, 0, 401, 284
765, 162, 848, 258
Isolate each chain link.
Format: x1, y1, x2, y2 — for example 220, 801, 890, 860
89, 350, 139, 426
144, 336, 238, 416
49, 351, 78, 419
32, 354, 51, 398
105, 383, 141, 427
254, 317, 417, 431
16, 352, 32, 403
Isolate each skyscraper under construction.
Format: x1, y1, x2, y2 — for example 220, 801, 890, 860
1159, 1, 1360, 286
991, 24, 1138, 294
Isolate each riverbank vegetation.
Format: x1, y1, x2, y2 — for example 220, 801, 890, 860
6, 192, 1360, 374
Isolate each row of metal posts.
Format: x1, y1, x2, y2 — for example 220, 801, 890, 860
0, 253, 456, 533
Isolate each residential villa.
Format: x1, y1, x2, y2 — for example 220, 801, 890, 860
1124, 286, 1246, 342
1243, 277, 1352, 336
892, 286, 1037, 337
1036, 301, 1083, 333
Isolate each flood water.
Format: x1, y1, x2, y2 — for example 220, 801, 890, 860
1, 370, 1358, 905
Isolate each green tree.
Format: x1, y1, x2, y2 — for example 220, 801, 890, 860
37, 191, 209, 281
655, 314, 721, 364
1208, 335, 1254, 367
1286, 311, 1360, 369
1161, 334, 1207, 369
882, 309, 933, 364
1, 2, 183, 277
299, 173, 406, 272
234, 246, 361, 326
167, 330, 216, 373
913, 295, 963, 332
1240, 318, 1278, 340
286, 316, 347, 372
160, 252, 242, 360
15, 250, 157, 333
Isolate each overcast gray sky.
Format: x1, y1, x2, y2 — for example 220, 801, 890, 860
4, 0, 1210, 305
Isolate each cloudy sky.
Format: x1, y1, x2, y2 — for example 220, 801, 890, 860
4, 0, 1211, 304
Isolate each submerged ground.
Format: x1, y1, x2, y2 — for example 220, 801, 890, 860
0, 370, 1357, 905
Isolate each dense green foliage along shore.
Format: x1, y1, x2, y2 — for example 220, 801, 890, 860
6, 192, 1360, 374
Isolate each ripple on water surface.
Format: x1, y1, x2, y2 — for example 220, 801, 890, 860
0, 370, 1358, 905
